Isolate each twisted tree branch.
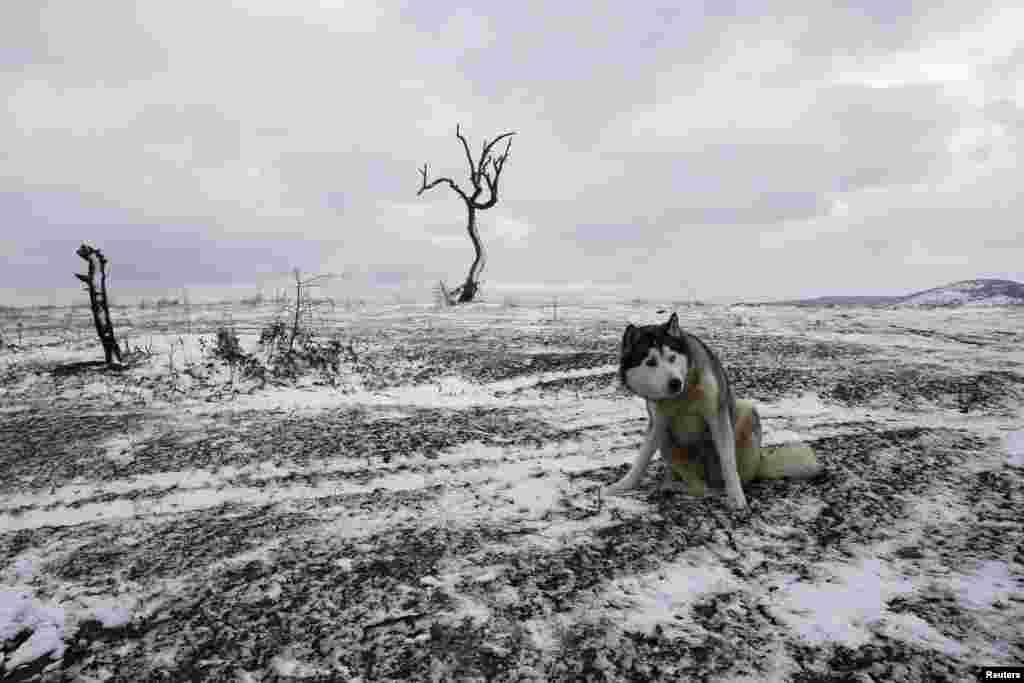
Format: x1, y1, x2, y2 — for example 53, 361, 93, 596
418, 163, 469, 203
416, 125, 516, 304
456, 123, 478, 189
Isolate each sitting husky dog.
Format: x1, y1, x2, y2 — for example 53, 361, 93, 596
604, 312, 821, 509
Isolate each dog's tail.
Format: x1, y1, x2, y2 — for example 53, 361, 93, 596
756, 443, 822, 480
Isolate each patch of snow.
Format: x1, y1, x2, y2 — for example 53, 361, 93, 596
1006, 430, 1024, 467
0, 344, 92, 370
310, 506, 438, 541
270, 654, 330, 678
497, 477, 566, 518
11, 558, 36, 582
761, 393, 832, 418
907, 490, 969, 526
601, 548, 739, 634
97, 430, 157, 465
450, 595, 493, 627
964, 295, 1019, 306
522, 618, 560, 651
0, 589, 68, 671
898, 280, 1024, 307
769, 557, 962, 655
178, 364, 619, 415
82, 381, 108, 396
409, 560, 497, 629
877, 611, 965, 656
761, 429, 810, 446
951, 561, 1022, 609
5, 623, 65, 671
904, 290, 972, 306
4, 299, 1023, 677
3, 438, 542, 525
0, 581, 137, 675
87, 604, 132, 629
0, 482, 352, 531
150, 646, 179, 669
487, 364, 618, 394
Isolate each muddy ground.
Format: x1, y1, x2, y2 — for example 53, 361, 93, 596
1, 302, 1022, 681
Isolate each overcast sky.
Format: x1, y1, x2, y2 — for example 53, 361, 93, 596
3, 1, 1022, 305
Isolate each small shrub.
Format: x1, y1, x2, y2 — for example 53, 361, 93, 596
259, 321, 289, 354
296, 335, 344, 376
256, 322, 345, 384
214, 327, 246, 363
198, 321, 352, 391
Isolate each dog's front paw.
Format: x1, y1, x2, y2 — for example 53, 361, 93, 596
725, 489, 748, 510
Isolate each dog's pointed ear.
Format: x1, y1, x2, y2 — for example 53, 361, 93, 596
665, 312, 682, 338
621, 323, 638, 353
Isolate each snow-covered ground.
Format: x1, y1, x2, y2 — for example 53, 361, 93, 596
898, 279, 1024, 307
1, 301, 1022, 681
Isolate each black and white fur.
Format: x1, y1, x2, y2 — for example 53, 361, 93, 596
604, 312, 749, 509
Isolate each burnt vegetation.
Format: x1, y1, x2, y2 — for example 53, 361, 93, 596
73, 243, 122, 366
418, 124, 515, 305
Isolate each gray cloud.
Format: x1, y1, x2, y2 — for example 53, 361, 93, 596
1, 1, 168, 81
791, 1, 1002, 57
1, 1, 1021, 305
2, 188, 336, 289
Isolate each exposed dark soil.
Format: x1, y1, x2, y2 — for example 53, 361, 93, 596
1, 304, 1021, 682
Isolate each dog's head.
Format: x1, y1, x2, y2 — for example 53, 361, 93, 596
619, 312, 691, 400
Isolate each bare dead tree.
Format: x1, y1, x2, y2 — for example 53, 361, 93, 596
289, 268, 336, 351
418, 124, 515, 304
74, 243, 123, 365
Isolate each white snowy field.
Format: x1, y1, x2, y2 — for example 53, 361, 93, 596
1, 300, 1022, 681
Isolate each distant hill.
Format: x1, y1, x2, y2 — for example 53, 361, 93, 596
898, 279, 1024, 306
761, 279, 1024, 307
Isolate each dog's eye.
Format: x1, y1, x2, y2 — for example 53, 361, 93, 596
645, 358, 657, 367
668, 354, 676, 363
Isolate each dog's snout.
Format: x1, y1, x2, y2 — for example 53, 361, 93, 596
667, 377, 682, 394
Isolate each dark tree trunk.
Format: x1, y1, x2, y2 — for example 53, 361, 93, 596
75, 244, 122, 366
417, 124, 515, 306
457, 206, 485, 303
291, 268, 302, 352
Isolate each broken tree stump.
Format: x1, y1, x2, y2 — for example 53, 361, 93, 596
75, 243, 123, 366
